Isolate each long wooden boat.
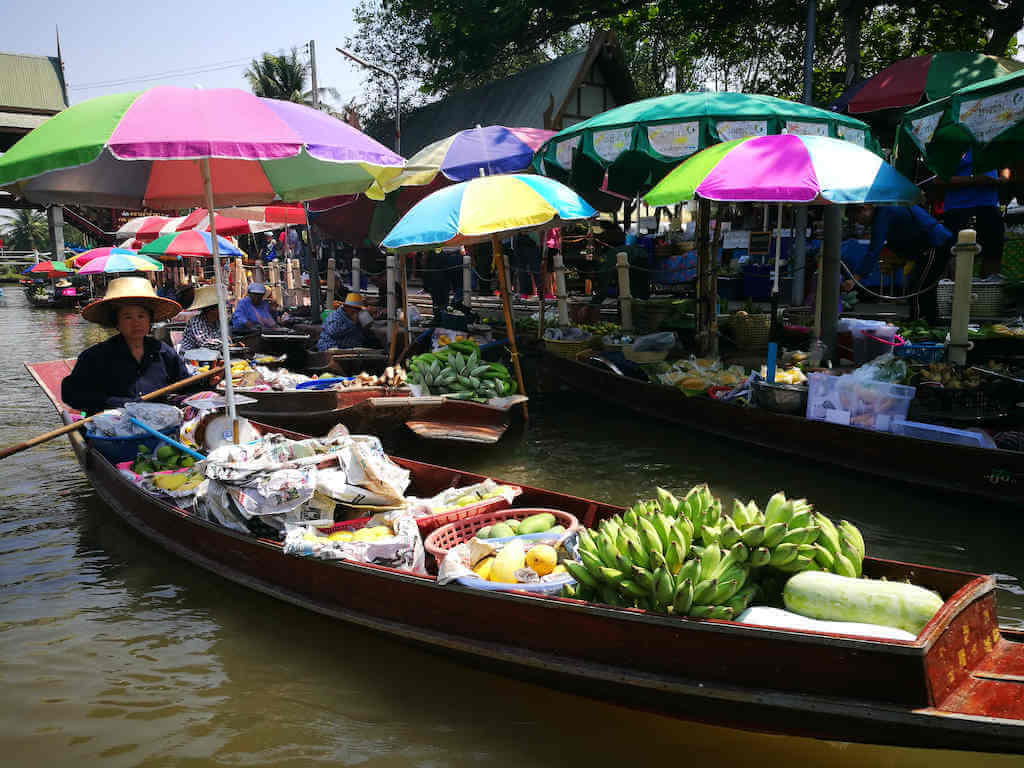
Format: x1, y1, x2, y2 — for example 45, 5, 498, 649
231, 385, 526, 443
542, 351, 1024, 506
23, 359, 1024, 754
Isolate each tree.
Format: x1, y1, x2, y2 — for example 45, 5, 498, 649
244, 48, 342, 113
0, 209, 49, 252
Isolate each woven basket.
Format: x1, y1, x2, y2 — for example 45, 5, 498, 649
544, 337, 592, 359
936, 280, 1005, 318
782, 306, 815, 327
424, 507, 579, 567
633, 300, 675, 334
623, 344, 670, 363
731, 313, 771, 349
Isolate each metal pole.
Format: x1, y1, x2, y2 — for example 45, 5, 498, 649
305, 205, 321, 320
820, 205, 842, 362
199, 158, 237, 426
308, 40, 319, 108
792, 0, 816, 307
338, 48, 400, 154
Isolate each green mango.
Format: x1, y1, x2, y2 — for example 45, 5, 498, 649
475, 525, 493, 539
489, 522, 515, 539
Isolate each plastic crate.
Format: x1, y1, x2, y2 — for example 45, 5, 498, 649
414, 487, 521, 535
85, 425, 181, 463
894, 342, 946, 363
849, 380, 916, 432
891, 420, 990, 448
806, 373, 857, 424
936, 279, 1005, 317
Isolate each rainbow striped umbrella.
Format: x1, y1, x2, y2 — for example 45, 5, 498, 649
139, 230, 245, 259
381, 174, 596, 252
76, 248, 164, 275
24, 260, 72, 277
644, 134, 919, 206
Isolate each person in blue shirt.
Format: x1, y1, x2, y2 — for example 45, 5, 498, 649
847, 204, 952, 323
317, 292, 372, 351
942, 150, 1010, 277
231, 283, 278, 333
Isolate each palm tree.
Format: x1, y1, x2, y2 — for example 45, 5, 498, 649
0, 209, 49, 251
244, 48, 342, 113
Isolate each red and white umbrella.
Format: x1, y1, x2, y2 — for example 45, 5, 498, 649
116, 215, 186, 242
175, 209, 278, 237
216, 203, 307, 225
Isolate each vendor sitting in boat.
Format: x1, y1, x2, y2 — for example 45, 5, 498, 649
231, 282, 278, 333
62, 277, 189, 415
317, 292, 373, 351
179, 284, 224, 353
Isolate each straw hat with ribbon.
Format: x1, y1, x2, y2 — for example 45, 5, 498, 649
186, 284, 221, 312
81, 276, 182, 327
343, 292, 367, 309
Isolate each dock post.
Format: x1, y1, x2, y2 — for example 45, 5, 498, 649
553, 251, 570, 329
463, 252, 472, 309
949, 230, 981, 366
326, 258, 336, 309
616, 251, 633, 332
351, 256, 361, 293
386, 252, 397, 346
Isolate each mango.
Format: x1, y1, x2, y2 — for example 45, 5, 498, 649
518, 512, 556, 535
473, 556, 495, 581
156, 444, 176, 460
525, 544, 557, 576
547, 525, 566, 536
490, 540, 526, 583
505, 519, 521, 532
488, 522, 515, 539
475, 525, 493, 539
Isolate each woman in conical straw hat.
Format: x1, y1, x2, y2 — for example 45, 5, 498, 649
179, 284, 225, 354
61, 276, 189, 415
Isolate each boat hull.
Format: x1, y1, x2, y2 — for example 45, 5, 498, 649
543, 351, 1024, 505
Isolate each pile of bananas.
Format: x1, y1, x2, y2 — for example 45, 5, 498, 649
562, 485, 865, 621
407, 342, 516, 401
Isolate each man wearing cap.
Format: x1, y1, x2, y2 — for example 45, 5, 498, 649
180, 285, 225, 353
62, 277, 189, 415
231, 282, 278, 333
317, 292, 372, 351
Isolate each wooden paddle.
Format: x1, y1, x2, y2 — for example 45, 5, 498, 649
0, 365, 225, 460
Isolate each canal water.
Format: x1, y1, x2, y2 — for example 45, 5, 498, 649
1, 289, 1021, 767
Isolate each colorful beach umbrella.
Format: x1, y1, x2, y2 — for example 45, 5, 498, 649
381, 174, 597, 252
76, 249, 163, 275
115, 215, 184, 242
67, 246, 133, 267
842, 52, 1024, 115
174, 209, 277, 238
208, 203, 307, 226
368, 125, 555, 199
644, 134, 920, 206
0, 86, 406, 208
139, 230, 245, 259
25, 260, 72, 277
533, 92, 877, 206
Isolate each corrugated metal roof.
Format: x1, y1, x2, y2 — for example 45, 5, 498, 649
400, 50, 589, 156
0, 53, 67, 113
0, 110, 51, 130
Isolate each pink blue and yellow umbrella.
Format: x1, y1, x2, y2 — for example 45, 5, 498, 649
368, 125, 555, 199
643, 134, 920, 206
75, 248, 163, 275
139, 230, 245, 259
381, 174, 596, 252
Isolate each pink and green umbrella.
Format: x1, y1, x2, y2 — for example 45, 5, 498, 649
139, 230, 245, 259
0, 86, 406, 208
644, 134, 919, 206
75, 248, 163, 275
24, 260, 72, 277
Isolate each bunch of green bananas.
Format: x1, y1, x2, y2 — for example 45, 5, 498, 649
407, 342, 516, 401
562, 484, 867, 621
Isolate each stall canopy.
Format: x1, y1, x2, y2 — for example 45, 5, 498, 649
532, 91, 878, 207
895, 67, 1024, 179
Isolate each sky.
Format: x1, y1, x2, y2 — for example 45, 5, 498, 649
1, 0, 372, 105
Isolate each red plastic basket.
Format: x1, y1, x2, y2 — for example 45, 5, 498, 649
415, 486, 522, 535
423, 507, 579, 567
316, 516, 373, 535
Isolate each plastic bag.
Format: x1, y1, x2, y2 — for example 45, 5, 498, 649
543, 326, 590, 341
850, 352, 907, 384
632, 331, 677, 352
87, 403, 183, 437
282, 510, 427, 574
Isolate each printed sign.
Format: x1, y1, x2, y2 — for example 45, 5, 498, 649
785, 120, 828, 137
908, 112, 942, 150
592, 127, 633, 162
715, 120, 767, 141
959, 86, 1024, 143
647, 121, 700, 157
553, 136, 580, 169
836, 126, 866, 147
722, 230, 750, 249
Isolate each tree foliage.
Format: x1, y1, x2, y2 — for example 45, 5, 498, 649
1, 209, 49, 252
244, 47, 342, 114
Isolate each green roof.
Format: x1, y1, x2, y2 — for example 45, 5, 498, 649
0, 52, 67, 113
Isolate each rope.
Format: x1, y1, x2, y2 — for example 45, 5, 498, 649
838, 248, 943, 301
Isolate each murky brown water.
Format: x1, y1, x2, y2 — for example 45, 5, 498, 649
2, 288, 1022, 766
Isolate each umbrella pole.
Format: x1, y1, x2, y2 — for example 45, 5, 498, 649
401, 252, 411, 353
769, 201, 783, 342
492, 234, 528, 421
200, 158, 238, 433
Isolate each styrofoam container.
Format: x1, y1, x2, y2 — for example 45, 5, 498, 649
892, 420, 993, 449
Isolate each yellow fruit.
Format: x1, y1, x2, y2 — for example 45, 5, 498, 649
154, 472, 188, 491
352, 528, 378, 542
328, 531, 354, 542
490, 540, 526, 583
525, 544, 558, 576
473, 556, 495, 581
455, 495, 478, 507
551, 564, 567, 576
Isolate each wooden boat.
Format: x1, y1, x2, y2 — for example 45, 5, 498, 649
230, 385, 526, 444
22, 358, 1024, 754
542, 351, 1024, 506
